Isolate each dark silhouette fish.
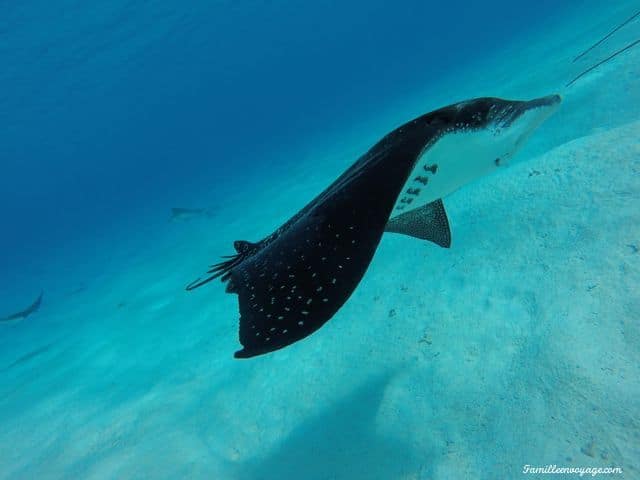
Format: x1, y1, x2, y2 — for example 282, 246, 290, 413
170, 207, 215, 221
187, 95, 561, 358
1, 291, 43, 322
0, 343, 54, 373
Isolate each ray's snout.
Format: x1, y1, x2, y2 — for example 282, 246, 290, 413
523, 93, 562, 126
527, 93, 562, 110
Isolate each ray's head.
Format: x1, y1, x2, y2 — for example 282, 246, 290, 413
451, 94, 561, 166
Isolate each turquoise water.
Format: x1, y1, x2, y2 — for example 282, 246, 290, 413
1, 1, 639, 478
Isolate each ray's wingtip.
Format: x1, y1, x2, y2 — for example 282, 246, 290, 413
233, 348, 251, 359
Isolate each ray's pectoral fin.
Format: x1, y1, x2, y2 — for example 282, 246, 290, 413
384, 199, 451, 248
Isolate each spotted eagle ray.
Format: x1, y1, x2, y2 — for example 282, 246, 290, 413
1, 291, 43, 322
187, 95, 561, 358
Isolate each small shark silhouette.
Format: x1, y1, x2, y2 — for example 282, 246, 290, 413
1, 291, 43, 322
170, 207, 215, 222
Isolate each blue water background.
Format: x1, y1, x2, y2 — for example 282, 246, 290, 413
1, 0, 578, 283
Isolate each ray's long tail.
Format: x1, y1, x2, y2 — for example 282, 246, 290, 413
567, 9, 640, 87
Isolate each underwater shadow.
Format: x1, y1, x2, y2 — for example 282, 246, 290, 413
237, 370, 423, 480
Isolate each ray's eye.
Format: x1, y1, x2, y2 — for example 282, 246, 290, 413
495, 158, 501, 166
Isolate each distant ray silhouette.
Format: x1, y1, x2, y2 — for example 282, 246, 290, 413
170, 207, 215, 221
1, 291, 43, 322
0, 343, 54, 373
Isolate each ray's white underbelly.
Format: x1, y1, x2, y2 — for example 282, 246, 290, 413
389, 129, 505, 220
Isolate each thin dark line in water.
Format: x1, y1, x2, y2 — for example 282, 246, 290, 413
566, 38, 640, 87
573, 9, 640, 62
0, 343, 54, 373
